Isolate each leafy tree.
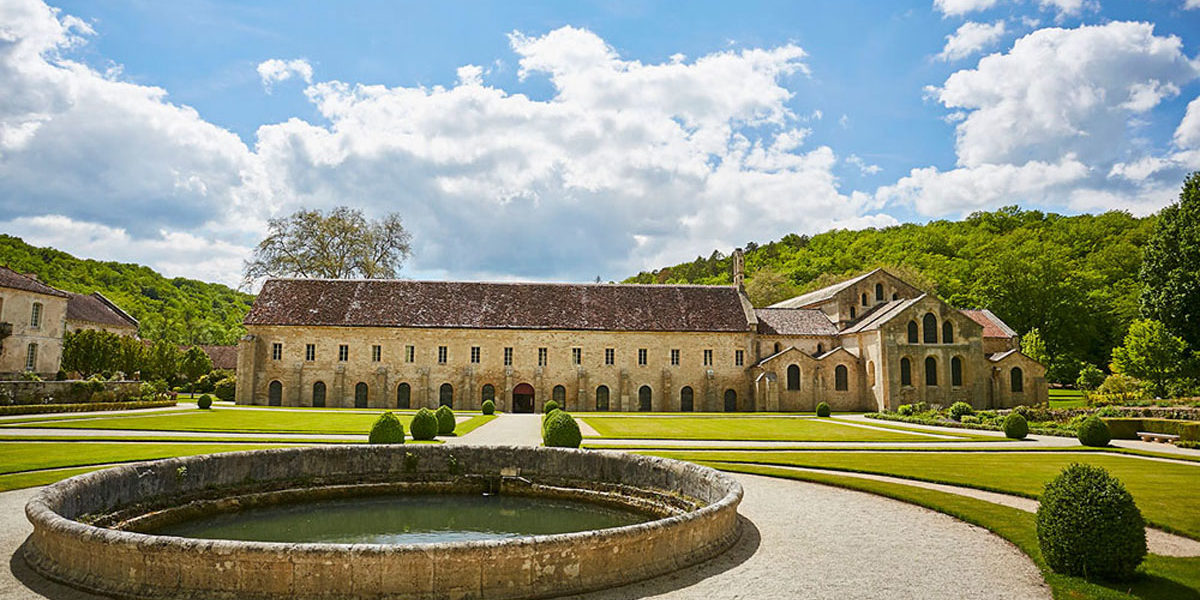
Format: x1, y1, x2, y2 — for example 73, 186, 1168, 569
243, 207, 412, 286
744, 267, 798, 306
143, 340, 182, 384
61, 329, 119, 377
113, 335, 146, 378
1110, 319, 1187, 398
1021, 328, 1050, 366
1075, 364, 1105, 391
1140, 172, 1200, 349
178, 346, 214, 385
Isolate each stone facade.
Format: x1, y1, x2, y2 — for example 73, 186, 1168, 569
0, 268, 68, 378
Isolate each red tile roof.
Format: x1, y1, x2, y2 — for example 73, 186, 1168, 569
0, 265, 68, 298
66, 292, 138, 329
754, 308, 838, 336
197, 345, 238, 370
961, 309, 1019, 339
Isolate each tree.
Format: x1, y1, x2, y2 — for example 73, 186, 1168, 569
242, 207, 412, 286
1110, 319, 1187, 398
1021, 328, 1050, 366
1075, 364, 1105, 391
179, 346, 214, 385
1140, 172, 1200, 349
113, 335, 146, 378
744, 267, 799, 307
143, 340, 182, 384
61, 329, 119, 377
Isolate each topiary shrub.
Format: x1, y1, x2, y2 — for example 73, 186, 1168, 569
436, 405, 456, 435
368, 411, 406, 444
1036, 463, 1146, 581
481, 399, 495, 415
815, 402, 831, 417
1077, 416, 1112, 447
197, 394, 213, 410
543, 400, 559, 414
410, 408, 438, 441
1003, 413, 1028, 439
897, 404, 914, 416
949, 401, 974, 421
543, 410, 582, 448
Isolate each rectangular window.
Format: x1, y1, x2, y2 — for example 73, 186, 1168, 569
25, 343, 37, 371
30, 302, 42, 328
338, 344, 349, 362
572, 347, 582, 365
372, 345, 382, 362
735, 349, 744, 366
538, 347, 548, 367
438, 346, 448, 364
305, 344, 316, 361
703, 349, 713, 366
670, 349, 680, 366
471, 346, 481, 364
405, 345, 415, 363
271, 343, 282, 361
605, 348, 614, 365
637, 348, 647, 366
504, 347, 513, 366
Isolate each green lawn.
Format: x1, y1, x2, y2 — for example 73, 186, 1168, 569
0, 442, 299, 476
649, 450, 1200, 539
1049, 388, 1087, 408
580, 415, 983, 442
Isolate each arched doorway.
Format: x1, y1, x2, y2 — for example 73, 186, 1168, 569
595, 385, 610, 411
396, 382, 410, 409
268, 380, 282, 406
723, 389, 737, 412
512, 382, 535, 413
680, 386, 694, 412
638, 386, 652, 412
439, 383, 453, 408
354, 382, 368, 408
481, 384, 495, 405
312, 381, 326, 407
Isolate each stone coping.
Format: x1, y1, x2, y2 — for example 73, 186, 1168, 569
24, 445, 743, 599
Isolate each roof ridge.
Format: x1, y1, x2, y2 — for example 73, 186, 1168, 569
265, 278, 735, 290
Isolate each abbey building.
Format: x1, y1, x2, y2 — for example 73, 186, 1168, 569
236, 252, 1047, 412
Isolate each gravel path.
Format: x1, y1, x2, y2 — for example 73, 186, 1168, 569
444, 413, 544, 446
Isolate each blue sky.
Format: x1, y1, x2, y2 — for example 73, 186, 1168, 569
2, 0, 1199, 287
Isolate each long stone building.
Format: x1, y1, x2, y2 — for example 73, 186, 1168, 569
237, 254, 1046, 412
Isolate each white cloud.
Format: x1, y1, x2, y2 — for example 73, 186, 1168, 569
1037, 0, 1097, 19
1187, 0, 1200, 9
256, 58, 313, 92
846, 154, 882, 175
1176, 96, 1200, 149
876, 157, 1089, 215
933, 0, 999, 17
938, 20, 1007, 61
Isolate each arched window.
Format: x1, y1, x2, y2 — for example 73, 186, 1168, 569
355, 382, 369, 408
268, 380, 282, 406
595, 385, 610, 411
923, 313, 938, 343
552, 385, 566, 405
638, 386, 652, 412
24, 343, 38, 371
312, 381, 326, 407
396, 382, 410, 409
1011, 367, 1024, 393
849, 306, 856, 319
724, 389, 737, 412
892, 293, 900, 300
30, 302, 43, 328
925, 357, 938, 386
867, 361, 876, 387
835, 365, 849, 391
876, 283, 884, 302
951, 357, 963, 387
861, 293, 868, 306
786, 364, 801, 390
680, 386, 694, 412
774, 342, 781, 354
943, 321, 954, 344
900, 358, 912, 386
907, 321, 919, 343
816, 343, 824, 355
481, 384, 495, 404
439, 383, 453, 407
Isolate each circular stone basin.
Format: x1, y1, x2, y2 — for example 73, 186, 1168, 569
24, 445, 742, 600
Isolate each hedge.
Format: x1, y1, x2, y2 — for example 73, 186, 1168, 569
0, 400, 177, 416
1101, 417, 1200, 441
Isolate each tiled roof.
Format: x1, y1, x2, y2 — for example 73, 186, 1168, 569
841, 296, 925, 334
754, 308, 838, 336
961, 309, 1018, 339
768, 269, 882, 309
198, 345, 238, 370
0, 265, 68, 298
989, 349, 1019, 362
245, 279, 754, 333
66, 292, 138, 328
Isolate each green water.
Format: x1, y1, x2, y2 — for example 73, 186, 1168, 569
151, 494, 651, 544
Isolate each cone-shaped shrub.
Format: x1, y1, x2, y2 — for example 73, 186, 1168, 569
543, 410, 582, 448
543, 400, 559, 414
1036, 463, 1146, 581
436, 405, 456, 435
368, 411, 406, 444
1077, 416, 1111, 447
481, 399, 495, 415
815, 402, 831, 417
1004, 413, 1029, 439
410, 407, 438, 441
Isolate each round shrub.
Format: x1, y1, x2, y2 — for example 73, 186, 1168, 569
410, 408, 439, 441
481, 399, 495, 415
1036, 463, 1146, 581
949, 401, 974, 421
435, 405, 456, 435
543, 400, 560, 414
543, 410, 582, 448
368, 411, 406, 444
1077, 416, 1112, 447
213, 377, 236, 402
197, 394, 213, 410
815, 402, 831, 417
1003, 413, 1028, 439
896, 404, 914, 416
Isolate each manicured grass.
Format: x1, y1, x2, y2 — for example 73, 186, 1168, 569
0, 442, 300, 476
582, 443, 1200, 462
454, 414, 497, 435
648, 450, 1200, 539
708, 462, 1199, 600
1049, 388, 1087, 408
5, 408, 422, 435
0, 466, 107, 493
581, 415, 981, 442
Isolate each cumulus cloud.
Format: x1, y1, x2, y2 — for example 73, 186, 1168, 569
256, 58, 313, 92
938, 21, 1007, 61
1187, 0, 1200, 9
846, 154, 882, 175
1176, 96, 1200, 149
934, 0, 999, 18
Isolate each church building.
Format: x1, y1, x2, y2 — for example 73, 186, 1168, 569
236, 251, 1046, 412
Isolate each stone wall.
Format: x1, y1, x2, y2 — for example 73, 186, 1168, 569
25, 445, 743, 600
0, 380, 142, 405
0, 287, 67, 376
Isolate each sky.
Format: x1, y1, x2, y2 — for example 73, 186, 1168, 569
1, 0, 1199, 289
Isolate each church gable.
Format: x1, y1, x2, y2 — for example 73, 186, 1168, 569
769, 269, 924, 326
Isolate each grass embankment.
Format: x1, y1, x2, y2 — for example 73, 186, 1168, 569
1049, 388, 1087, 409
580, 415, 988, 442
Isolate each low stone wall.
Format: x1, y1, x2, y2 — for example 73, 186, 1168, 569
0, 380, 141, 406
25, 445, 743, 600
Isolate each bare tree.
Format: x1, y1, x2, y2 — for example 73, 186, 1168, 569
243, 207, 412, 286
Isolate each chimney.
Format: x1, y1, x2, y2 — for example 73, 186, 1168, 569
732, 248, 745, 292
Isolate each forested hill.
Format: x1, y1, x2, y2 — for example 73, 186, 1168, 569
625, 207, 1156, 379
0, 235, 253, 345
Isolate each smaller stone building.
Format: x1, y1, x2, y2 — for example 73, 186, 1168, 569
65, 292, 139, 336
0, 266, 69, 377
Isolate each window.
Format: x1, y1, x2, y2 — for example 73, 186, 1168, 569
271, 343, 282, 361
438, 346, 448, 364
786, 365, 800, 390
773, 342, 781, 354
596, 385, 610, 411
572, 347, 582, 365
305, 344, 316, 361
835, 365, 849, 391
372, 345, 382, 362
354, 382, 368, 408
439, 383, 454, 407
637, 348, 647, 366
553, 385, 566, 404
907, 321, 919, 343
670, 349, 680, 366
875, 283, 884, 302
951, 356, 963, 387
816, 343, 824, 355
861, 293, 868, 306
735, 349, 744, 366
703, 349, 713, 366
605, 348, 614, 365
942, 321, 954, 344
925, 357, 938, 386
923, 313, 938, 343
470, 346, 480, 364
867, 361, 876, 387
504, 347, 513, 366
396, 383, 410, 409
892, 293, 899, 300
312, 381, 326, 407
30, 302, 42, 328
405, 345, 415, 363
900, 357, 912, 386
338, 345, 349, 362
482, 384, 495, 403
724, 389, 737, 412
638, 385, 652, 411
538, 347, 548, 367
24, 343, 37, 371
680, 386, 694, 411
849, 306, 856, 319
268, 380, 282, 406
1011, 367, 1024, 393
